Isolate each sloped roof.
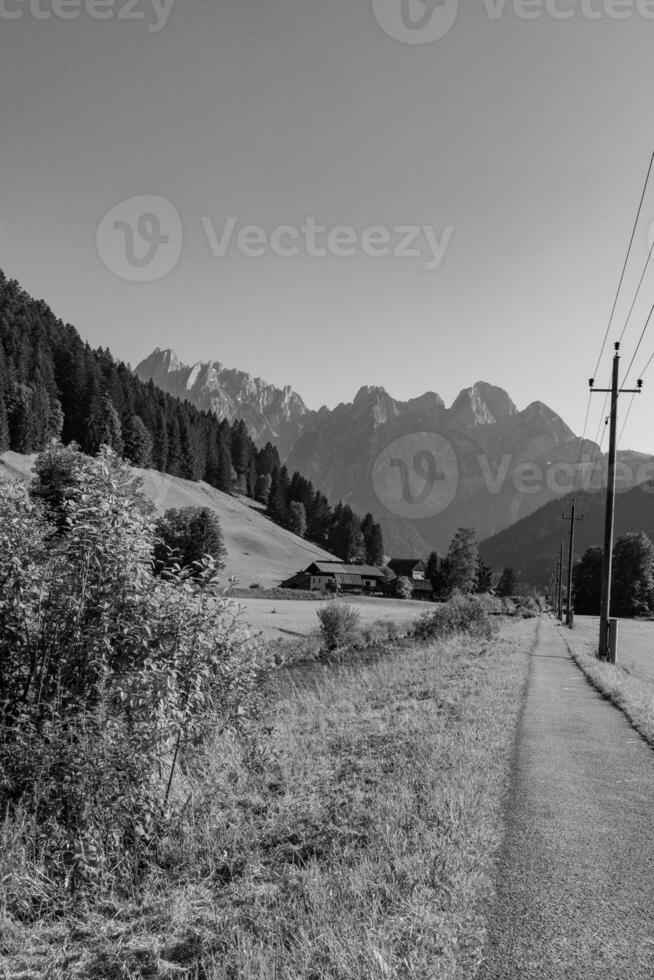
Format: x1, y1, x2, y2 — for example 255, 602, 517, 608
310, 561, 385, 578
388, 558, 427, 576
334, 573, 365, 586
280, 571, 311, 588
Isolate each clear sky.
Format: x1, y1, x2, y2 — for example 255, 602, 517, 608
2, 0, 654, 451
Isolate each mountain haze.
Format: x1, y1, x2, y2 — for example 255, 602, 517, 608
479, 481, 654, 589
136, 347, 654, 555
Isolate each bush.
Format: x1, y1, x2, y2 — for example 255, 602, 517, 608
0, 444, 258, 903
317, 601, 361, 652
394, 576, 413, 600
413, 592, 499, 642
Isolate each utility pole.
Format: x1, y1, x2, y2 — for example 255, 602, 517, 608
557, 542, 564, 622
590, 343, 643, 661
562, 498, 583, 628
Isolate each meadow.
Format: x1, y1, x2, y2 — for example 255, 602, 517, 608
1, 616, 535, 978
234, 594, 435, 641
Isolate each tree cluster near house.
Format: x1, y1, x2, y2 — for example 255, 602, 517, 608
0, 271, 381, 559
423, 527, 496, 599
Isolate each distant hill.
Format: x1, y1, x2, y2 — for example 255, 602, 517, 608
0, 451, 338, 589
479, 483, 654, 589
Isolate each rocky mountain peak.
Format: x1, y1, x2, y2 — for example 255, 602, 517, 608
450, 382, 516, 427
135, 348, 309, 459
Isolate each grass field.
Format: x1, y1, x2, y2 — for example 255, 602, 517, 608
1, 618, 535, 979
573, 615, 654, 684
234, 594, 436, 640
560, 614, 654, 746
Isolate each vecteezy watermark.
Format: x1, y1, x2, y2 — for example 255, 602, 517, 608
371, 0, 654, 45
372, 433, 654, 519
200, 216, 453, 270
96, 195, 454, 281
96, 195, 183, 282
371, 433, 459, 519
0, 0, 176, 30
371, 0, 460, 44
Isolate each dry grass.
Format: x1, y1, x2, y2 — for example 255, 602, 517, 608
236, 596, 435, 642
561, 622, 654, 747
1, 620, 534, 979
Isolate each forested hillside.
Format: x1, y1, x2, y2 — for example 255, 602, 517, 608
0, 270, 383, 561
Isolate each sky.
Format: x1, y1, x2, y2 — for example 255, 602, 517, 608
2, 0, 654, 451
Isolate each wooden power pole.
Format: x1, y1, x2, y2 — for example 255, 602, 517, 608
557, 542, 564, 622
590, 343, 643, 661
562, 498, 583, 628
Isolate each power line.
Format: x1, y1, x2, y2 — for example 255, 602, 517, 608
592, 152, 654, 380
579, 390, 610, 520
618, 239, 654, 344
617, 393, 637, 448
617, 345, 654, 448
622, 302, 654, 388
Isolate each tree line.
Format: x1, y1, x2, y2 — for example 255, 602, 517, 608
0, 271, 383, 561
412, 526, 517, 600
573, 532, 654, 617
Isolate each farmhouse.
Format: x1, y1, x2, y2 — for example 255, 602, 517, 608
386, 558, 434, 598
281, 561, 386, 594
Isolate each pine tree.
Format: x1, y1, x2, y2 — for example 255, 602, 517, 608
0, 394, 9, 452
307, 491, 332, 545
255, 473, 272, 504
9, 383, 34, 454
497, 566, 518, 598
443, 527, 479, 595
327, 504, 365, 563
361, 513, 384, 564
88, 394, 123, 455
267, 466, 290, 525
123, 415, 153, 467
475, 557, 493, 594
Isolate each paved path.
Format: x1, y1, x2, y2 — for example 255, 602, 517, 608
477, 616, 654, 979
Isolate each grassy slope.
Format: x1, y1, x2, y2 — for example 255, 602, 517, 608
559, 616, 654, 746
1, 619, 535, 979
0, 451, 337, 588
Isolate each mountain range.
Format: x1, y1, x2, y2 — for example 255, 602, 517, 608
136, 349, 654, 556
135, 348, 308, 460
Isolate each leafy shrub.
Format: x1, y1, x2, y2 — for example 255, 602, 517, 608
394, 576, 413, 600
0, 444, 258, 902
413, 592, 499, 642
317, 601, 361, 652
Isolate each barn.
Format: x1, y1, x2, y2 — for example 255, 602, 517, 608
280, 561, 386, 594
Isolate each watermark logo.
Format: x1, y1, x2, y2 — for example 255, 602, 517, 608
371, 432, 459, 518
201, 216, 453, 270
96, 195, 183, 282
0, 0, 176, 31
372, 435, 654, 521
371, 0, 460, 44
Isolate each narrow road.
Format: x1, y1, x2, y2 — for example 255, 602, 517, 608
477, 616, 654, 979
